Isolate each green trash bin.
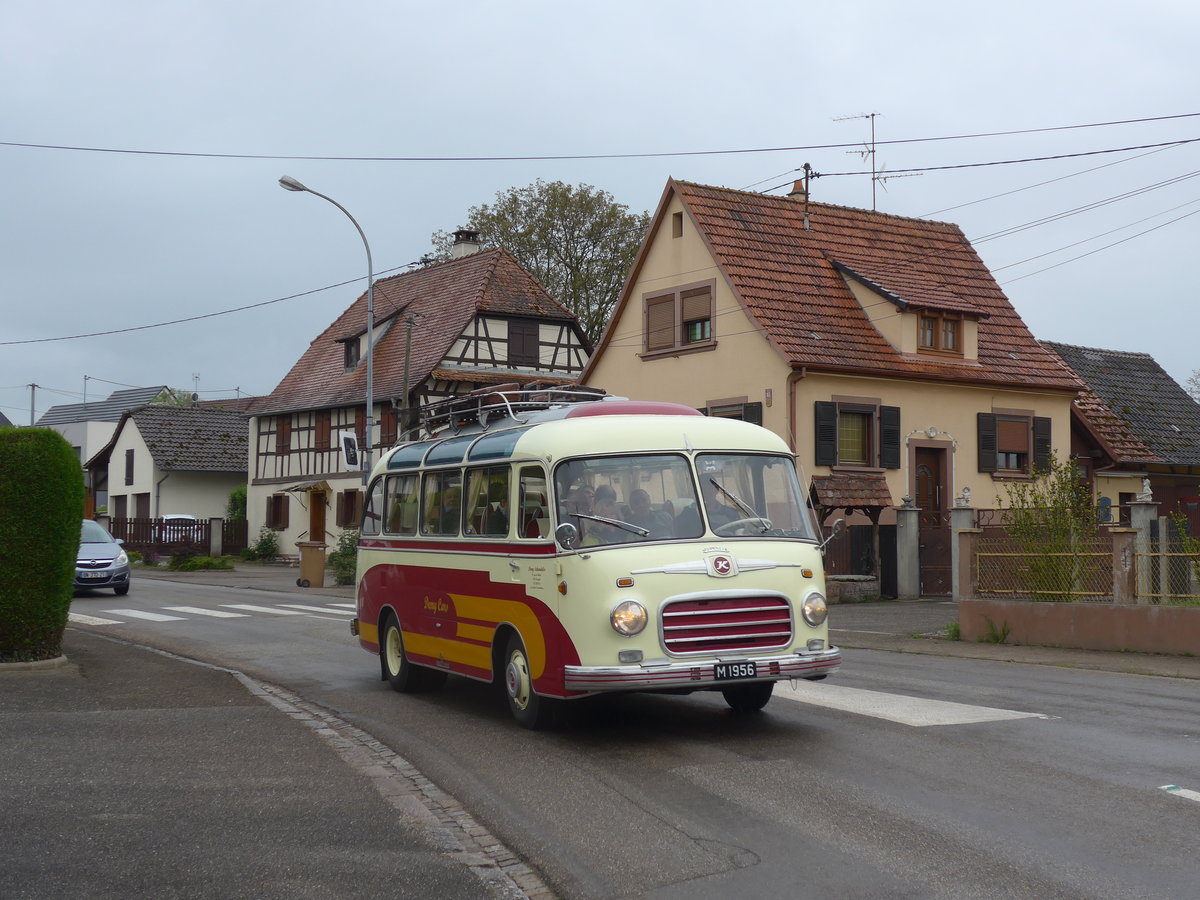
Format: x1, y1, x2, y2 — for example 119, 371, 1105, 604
295, 540, 327, 588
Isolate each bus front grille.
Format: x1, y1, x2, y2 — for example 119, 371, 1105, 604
661, 596, 793, 655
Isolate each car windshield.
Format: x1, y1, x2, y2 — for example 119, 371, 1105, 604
80, 520, 113, 544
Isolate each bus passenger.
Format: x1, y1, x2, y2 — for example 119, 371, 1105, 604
627, 489, 673, 539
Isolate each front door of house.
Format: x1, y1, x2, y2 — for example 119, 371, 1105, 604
310, 490, 327, 545
915, 447, 951, 596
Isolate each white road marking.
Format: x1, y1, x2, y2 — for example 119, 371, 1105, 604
329, 603, 357, 609
221, 604, 308, 615
163, 606, 249, 618
776, 681, 1051, 727
102, 609, 186, 622
1160, 785, 1200, 803
278, 604, 356, 616
68, 612, 123, 626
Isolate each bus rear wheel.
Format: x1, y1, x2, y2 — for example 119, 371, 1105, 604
381, 614, 446, 693
721, 681, 774, 713
503, 633, 558, 729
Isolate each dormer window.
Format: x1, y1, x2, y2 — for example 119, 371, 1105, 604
342, 337, 361, 369
918, 312, 961, 355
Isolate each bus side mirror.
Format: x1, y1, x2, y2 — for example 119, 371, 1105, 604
818, 518, 845, 554
555, 523, 579, 549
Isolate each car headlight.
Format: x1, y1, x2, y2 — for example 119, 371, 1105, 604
115, 551, 129, 567
610, 600, 648, 636
801, 591, 828, 627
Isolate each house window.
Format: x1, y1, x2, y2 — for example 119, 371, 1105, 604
977, 413, 1051, 474
276, 416, 292, 454
815, 401, 901, 469
672, 211, 684, 238
508, 320, 540, 367
643, 283, 715, 355
917, 312, 962, 355
124, 449, 134, 486
705, 401, 763, 426
336, 489, 363, 527
314, 411, 332, 451
343, 338, 361, 369
265, 493, 289, 530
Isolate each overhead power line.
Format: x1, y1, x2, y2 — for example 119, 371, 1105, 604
2, 113, 1198, 163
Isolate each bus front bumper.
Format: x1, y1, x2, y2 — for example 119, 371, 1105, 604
563, 646, 842, 693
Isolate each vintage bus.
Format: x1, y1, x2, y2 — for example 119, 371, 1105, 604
351, 386, 842, 728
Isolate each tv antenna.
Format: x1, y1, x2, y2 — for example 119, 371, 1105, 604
834, 112, 919, 210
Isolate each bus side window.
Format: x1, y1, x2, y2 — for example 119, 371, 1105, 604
422, 471, 462, 536
464, 466, 510, 537
362, 478, 384, 536
385, 473, 418, 535
518, 466, 549, 539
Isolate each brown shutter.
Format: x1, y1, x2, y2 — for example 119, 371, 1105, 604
977, 414, 997, 473
646, 297, 675, 351
315, 411, 331, 451
996, 418, 1029, 453
681, 287, 711, 323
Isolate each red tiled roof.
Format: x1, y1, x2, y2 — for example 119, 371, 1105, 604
255, 249, 579, 416
665, 181, 1082, 391
811, 472, 893, 509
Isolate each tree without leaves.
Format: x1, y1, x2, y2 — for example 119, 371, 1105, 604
432, 180, 650, 345
1186, 369, 1200, 402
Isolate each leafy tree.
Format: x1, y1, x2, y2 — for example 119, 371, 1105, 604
1185, 369, 1200, 402
225, 485, 247, 520
153, 387, 195, 407
995, 454, 1099, 601
432, 179, 650, 345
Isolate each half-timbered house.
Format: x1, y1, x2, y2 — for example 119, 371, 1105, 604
247, 235, 590, 556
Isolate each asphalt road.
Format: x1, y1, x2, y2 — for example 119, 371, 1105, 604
29, 573, 1200, 899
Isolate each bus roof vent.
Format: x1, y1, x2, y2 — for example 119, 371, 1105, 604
421, 382, 609, 433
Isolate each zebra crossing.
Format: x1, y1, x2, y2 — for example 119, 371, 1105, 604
69, 602, 357, 627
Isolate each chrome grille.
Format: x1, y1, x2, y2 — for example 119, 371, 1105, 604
661, 595, 793, 655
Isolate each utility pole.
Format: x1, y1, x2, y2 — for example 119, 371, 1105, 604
28, 383, 37, 426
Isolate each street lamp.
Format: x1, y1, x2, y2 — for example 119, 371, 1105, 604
279, 175, 375, 485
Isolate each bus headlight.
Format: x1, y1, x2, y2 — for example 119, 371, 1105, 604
610, 600, 648, 636
801, 592, 828, 627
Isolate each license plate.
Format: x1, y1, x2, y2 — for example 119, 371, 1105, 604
714, 661, 757, 681
80, 571, 107, 579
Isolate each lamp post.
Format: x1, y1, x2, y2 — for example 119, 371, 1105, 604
279, 176, 374, 485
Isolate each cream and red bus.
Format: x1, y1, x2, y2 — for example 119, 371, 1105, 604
351, 387, 842, 728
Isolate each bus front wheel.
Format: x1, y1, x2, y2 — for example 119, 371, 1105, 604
503, 633, 558, 729
722, 681, 774, 713
381, 614, 445, 693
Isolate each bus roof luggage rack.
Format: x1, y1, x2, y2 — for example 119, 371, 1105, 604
422, 382, 608, 432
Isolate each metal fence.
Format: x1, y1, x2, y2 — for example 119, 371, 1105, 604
975, 524, 1114, 602
1138, 520, 1200, 604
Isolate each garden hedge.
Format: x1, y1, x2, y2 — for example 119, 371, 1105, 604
0, 427, 84, 661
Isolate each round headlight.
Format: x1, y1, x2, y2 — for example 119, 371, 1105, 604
801, 592, 828, 627
610, 600, 648, 636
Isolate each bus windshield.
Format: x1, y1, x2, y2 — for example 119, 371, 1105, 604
553, 452, 815, 546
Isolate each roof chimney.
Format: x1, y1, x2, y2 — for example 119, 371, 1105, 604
787, 179, 808, 201
450, 228, 482, 259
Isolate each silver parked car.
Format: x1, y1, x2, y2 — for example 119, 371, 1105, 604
76, 519, 131, 595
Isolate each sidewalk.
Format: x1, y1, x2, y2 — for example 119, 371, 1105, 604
0, 563, 549, 900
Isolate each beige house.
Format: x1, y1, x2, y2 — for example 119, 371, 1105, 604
86, 405, 248, 521
582, 179, 1083, 595
247, 236, 590, 555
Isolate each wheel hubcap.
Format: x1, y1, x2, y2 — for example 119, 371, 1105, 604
506, 652, 530, 710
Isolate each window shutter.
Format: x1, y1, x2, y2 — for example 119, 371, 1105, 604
336, 492, 347, 527
977, 413, 998, 473
646, 297, 675, 351
742, 402, 763, 426
879, 406, 901, 469
1033, 417, 1052, 472
681, 287, 711, 323
265, 496, 276, 529
380, 407, 397, 447
815, 402, 838, 467
279, 495, 290, 529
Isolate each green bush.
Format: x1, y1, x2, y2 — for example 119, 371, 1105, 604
168, 555, 236, 572
225, 485, 247, 520
326, 528, 360, 586
241, 527, 280, 561
0, 428, 85, 661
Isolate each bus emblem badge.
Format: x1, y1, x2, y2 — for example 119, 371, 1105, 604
706, 553, 737, 578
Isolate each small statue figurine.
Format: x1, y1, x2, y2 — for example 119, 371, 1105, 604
1135, 477, 1153, 502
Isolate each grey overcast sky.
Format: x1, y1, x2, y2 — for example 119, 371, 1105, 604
2, 0, 1198, 424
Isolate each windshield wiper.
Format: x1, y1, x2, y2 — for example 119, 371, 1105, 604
570, 512, 650, 537
709, 479, 771, 533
